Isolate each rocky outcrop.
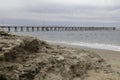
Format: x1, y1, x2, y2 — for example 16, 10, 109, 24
0, 29, 12, 36
0, 31, 120, 80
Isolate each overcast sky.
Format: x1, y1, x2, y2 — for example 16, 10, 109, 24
0, 0, 120, 26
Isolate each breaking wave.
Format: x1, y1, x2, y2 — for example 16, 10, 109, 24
47, 40, 120, 51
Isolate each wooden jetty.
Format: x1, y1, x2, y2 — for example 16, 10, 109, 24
0, 26, 116, 32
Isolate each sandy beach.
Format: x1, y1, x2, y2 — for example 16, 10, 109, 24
89, 49, 120, 73
76, 48, 120, 73
52, 43, 120, 73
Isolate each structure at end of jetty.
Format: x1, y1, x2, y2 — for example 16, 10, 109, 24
0, 26, 116, 32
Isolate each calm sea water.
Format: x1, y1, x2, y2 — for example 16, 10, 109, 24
10, 29, 120, 51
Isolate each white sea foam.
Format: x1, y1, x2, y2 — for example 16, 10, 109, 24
47, 40, 120, 51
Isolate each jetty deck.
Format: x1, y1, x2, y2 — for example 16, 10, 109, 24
0, 26, 116, 32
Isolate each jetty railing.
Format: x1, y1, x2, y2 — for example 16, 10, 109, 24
0, 26, 116, 32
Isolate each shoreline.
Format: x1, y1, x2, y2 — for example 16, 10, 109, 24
46, 40, 120, 52
50, 42, 120, 73
10, 32, 120, 73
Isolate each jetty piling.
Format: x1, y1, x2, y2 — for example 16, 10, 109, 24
21, 27, 23, 32
26, 27, 29, 32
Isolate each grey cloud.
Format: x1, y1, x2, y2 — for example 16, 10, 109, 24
0, 0, 120, 26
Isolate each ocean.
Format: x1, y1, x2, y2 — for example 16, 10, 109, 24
10, 29, 120, 51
